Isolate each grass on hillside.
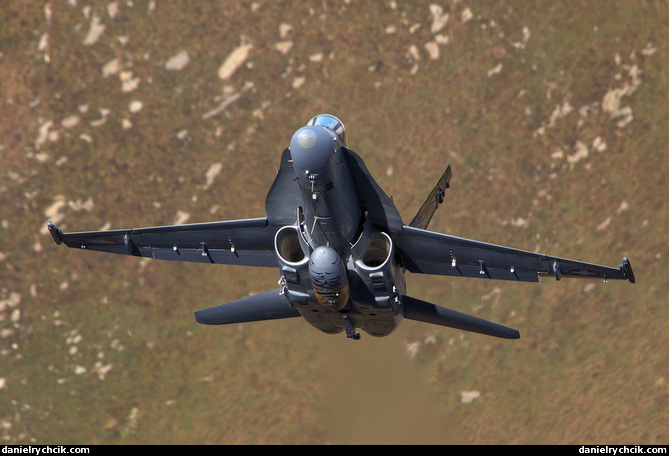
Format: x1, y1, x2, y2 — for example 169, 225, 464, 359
1, 0, 666, 444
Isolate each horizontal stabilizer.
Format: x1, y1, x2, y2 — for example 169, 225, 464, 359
402, 295, 520, 339
195, 289, 301, 325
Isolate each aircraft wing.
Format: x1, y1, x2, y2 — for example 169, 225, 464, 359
395, 225, 635, 283
47, 217, 279, 268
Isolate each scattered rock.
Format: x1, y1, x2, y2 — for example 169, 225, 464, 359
82, 16, 105, 46
487, 63, 503, 77
203, 163, 223, 189
406, 341, 421, 359
68, 197, 95, 212
567, 140, 589, 166
425, 41, 439, 60
35, 120, 54, 149
61, 115, 80, 129
0, 292, 21, 314
429, 4, 449, 34
201, 92, 241, 120
460, 390, 480, 403
434, 34, 450, 45
218, 42, 253, 80
120, 71, 140, 92
129, 100, 143, 113
592, 136, 607, 152
107, 2, 120, 19
601, 64, 641, 128
42, 195, 67, 233
548, 101, 574, 128
611, 106, 633, 128
512, 26, 531, 49
596, 216, 612, 232
408, 45, 420, 62
123, 407, 140, 435
641, 43, 657, 56
551, 148, 565, 160
278, 23, 293, 39
274, 41, 293, 55
102, 58, 122, 77
292, 76, 306, 89
512, 217, 529, 228
94, 362, 113, 380
616, 201, 629, 215
481, 287, 503, 305
164, 50, 190, 71
461, 7, 474, 23
174, 211, 190, 225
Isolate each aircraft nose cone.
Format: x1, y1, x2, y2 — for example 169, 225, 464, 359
290, 126, 333, 177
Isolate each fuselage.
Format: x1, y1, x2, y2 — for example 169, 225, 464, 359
274, 118, 405, 338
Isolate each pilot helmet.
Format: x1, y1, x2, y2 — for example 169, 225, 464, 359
306, 114, 347, 145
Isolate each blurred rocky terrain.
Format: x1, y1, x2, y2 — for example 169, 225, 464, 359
1, 0, 667, 444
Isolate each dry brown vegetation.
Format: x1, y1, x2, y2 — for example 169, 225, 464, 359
1, 0, 667, 444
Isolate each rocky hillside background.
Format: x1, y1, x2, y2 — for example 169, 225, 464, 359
1, 0, 667, 444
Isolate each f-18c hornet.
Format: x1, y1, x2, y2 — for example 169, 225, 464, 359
48, 114, 636, 340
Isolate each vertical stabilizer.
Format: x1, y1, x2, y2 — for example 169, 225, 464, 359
409, 165, 451, 230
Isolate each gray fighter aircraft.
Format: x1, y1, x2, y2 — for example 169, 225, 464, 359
48, 114, 635, 340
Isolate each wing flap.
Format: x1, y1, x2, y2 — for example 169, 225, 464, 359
396, 225, 633, 283
48, 218, 279, 268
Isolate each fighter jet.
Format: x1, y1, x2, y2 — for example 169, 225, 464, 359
48, 114, 635, 340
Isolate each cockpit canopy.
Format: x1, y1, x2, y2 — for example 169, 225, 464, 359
306, 114, 347, 145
